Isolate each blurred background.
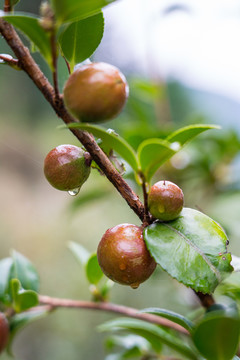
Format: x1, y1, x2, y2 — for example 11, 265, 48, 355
0, 0, 240, 359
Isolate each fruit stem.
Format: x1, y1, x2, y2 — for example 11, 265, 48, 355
38, 295, 189, 335
139, 172, 152, 226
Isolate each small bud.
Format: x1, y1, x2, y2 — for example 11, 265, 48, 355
39, 2, 55, 31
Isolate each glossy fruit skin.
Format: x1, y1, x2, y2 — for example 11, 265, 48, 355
97, 224, 156, 288
63, 62, 129, 123
0, 313, 9, 353
44, 145, 91, 191
148, 181, 184, 221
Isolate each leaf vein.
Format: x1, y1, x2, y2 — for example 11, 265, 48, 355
162, 223, 222, 282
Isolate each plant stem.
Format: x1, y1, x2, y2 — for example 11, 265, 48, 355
0, 54, 21, 69
50, 29, 60, 102
63, 56, 71, 74
194, 291, 215, 309
4, 0, 11, 12
0, 18, 145, 222
0, 18, 215, 307
38, 295, 189, 335
140, 172, 152, 226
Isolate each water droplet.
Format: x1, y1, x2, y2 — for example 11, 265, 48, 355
222, 256, 226, 261
68, 188, 80, 196
130, 283, 139, 289
170, 141, 181, 151
119, 263, 126, 271
107, 128, 118, 136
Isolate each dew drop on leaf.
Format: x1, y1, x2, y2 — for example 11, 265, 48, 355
170, 141, 181, 151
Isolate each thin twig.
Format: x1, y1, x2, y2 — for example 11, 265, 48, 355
194, 291, 215, 309
139, 172, 152, 226
4, 0, 11, 12
50, 29, 60, 102
0, 17, 215, 307
0, 54, 21, 69
63, 55, 71, 74
38, 295, 189, 335
0, 18, 145, 222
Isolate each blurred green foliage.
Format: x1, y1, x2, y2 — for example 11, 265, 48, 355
0, 0, 240, 359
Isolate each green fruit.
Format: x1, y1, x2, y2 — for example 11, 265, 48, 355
44, 145, 91, 191
148, 180, 184, 221
97, 224, 156, 289
63, 62, 129, 123
0, 313, 9, 353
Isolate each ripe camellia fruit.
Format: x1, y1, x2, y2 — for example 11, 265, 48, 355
44, 145, 91, 191
63, 62, 129, 123
148, 180, 184, 221
97, 224, 156, 288
0, 313, 9, 353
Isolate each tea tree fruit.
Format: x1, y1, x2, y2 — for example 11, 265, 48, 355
0, 313, 9, 353
63, 62, 129, 123
44, 145, 91, 191
148, 180, 184, 221
97, 224, 156, 288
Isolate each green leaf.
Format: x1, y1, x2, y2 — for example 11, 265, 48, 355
106, 334, 151, 353
99, 318, 198, 359
137, 138, 177, 182
11, 0, 20, 6
192, 308, 240, 360
68, 241, 90, 266
85, 253, 103, 284
0, 257, 13, 300
140, 307, 194, 333
11, 250, 40, 292
217, 271, 240, 302
2, 13, 52, 67
144, 208, 233, 294
59, 12, 104, 71
51, 0, 117, 24
167, 124, 220, 146
8, 307, 48, 356
100, 279, 114, 298
10, 279, 38, 313
63, 123, 139, 172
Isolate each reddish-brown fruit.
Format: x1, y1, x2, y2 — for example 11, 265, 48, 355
0, 313, 9, 353
97, 224, 156, 288
44, 145, 91, 191
148, 180, 184, 221
63, 62, 129, 123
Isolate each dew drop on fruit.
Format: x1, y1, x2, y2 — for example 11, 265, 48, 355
130, 282, 140, 289
68, 188, 80, 196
